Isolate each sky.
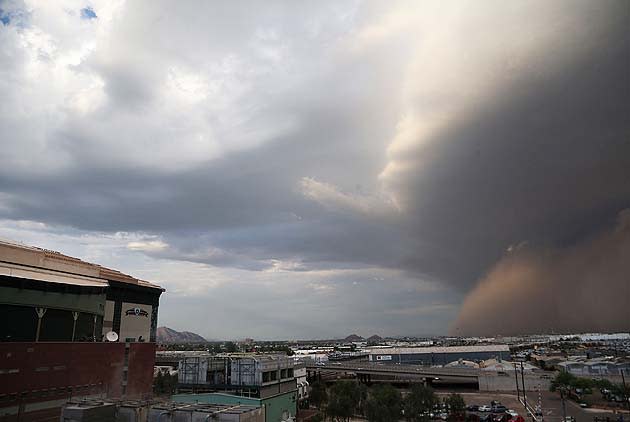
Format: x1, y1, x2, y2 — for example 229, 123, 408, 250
0, 0, 628, 340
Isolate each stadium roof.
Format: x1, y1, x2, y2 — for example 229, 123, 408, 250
0, 238, 163, 291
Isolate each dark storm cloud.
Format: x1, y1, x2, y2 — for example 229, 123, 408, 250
451, 210, 630, 335
384, 0, 630, 288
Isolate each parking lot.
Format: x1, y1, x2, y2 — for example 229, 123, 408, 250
436, 391, 625, 422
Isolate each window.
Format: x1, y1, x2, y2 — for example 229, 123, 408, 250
263, 371, 273, 382
0, 305, 38, 341
39, 308, 73, 341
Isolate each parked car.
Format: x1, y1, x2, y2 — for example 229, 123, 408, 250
468, 405, 480, 411
492, 414, 511, 422
506, 410, 518, 417
492, 405, 507, 413
479, 405, 492, 412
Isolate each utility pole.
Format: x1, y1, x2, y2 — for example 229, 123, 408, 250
514, 362, 521, 402
537, 384, 544, 422
560, 388, 567, 422
621, 369, 630, 412
521, 362, 528, 412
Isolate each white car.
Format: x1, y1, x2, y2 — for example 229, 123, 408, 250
479, 405, 492, 412
507, 410, 519, 417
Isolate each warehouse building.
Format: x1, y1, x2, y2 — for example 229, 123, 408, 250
0, 239, 164, 421
367, 345, 511, 365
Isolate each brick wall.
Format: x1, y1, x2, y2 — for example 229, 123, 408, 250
0, 342, 155, 421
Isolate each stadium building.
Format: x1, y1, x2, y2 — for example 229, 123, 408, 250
0, 239, 164, 421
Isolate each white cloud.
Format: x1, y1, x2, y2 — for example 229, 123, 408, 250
299, 177, 399, 216
127, 239, 168, 252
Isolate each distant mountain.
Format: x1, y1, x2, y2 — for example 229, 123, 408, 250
344, 334, 364, 342
366, 335, 383, 343
157, 326, 207, 343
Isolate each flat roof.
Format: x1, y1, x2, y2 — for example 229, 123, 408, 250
367, 345, 511, 355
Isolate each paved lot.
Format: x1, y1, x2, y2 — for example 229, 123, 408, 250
443, 391, 625, 422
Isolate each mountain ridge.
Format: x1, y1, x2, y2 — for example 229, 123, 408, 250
157, 326, 207, 343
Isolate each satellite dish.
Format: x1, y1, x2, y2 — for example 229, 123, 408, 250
106, 331, 119, 342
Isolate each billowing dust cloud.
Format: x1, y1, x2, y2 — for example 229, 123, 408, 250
451, 209, 630, 336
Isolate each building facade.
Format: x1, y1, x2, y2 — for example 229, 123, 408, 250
367, 345, 511, 366
0, 239, 164, 421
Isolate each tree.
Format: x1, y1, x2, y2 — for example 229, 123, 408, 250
310, 380, 328, 410
356, 383, 369, 416
224, 341, 238, 353
365, 384, 402, 422
550, 371, 578, 391
163, 373, 178, 394
154, 371, 164, 393
326, 380, 362, 422
446, 393, 466, 421
153, 370, 178, 395
551, 372, 627, 399
404, 384, 438, 422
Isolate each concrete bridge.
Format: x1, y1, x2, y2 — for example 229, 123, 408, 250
304, 361, 551, 391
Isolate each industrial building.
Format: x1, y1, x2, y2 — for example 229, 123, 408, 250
293, 362, 308, 403
558, 358, 630, 376
149, 402, 264, 422
177, 354, 297, 399
367, 345, 511, 365
59, 399, 265, 422
0, 239, 164, 421
157, 353, 299, 421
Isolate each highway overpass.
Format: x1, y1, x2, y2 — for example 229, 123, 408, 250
304, 361, 551, 391
305, 361, 480, 386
